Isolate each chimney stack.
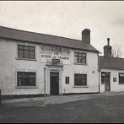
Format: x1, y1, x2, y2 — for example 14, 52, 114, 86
82, 29, 90, 44
107, 38, 110, 46
104, 38, 112, 57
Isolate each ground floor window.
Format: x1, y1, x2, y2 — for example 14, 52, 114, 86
119, 73, 124, 84
101, 72, 106, 84
74, 73, 87, 86
17, 72, 36, 86
65, 76, 69, 84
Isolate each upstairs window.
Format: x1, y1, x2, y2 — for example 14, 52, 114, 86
17, 72, 36, 87
74, 73, 87, 86
119, 73, 124, 84
74, 51, 86, 65
18, 45, 35, 59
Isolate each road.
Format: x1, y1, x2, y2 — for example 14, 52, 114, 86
1, 93, 124, 123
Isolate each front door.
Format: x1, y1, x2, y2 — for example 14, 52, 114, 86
105, 72, 111, 91
101, 72, 111, 92
50, 72, 59, 95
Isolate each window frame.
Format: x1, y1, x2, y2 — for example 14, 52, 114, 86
74, 51, 87, 65
17, 72, 36, 87
65, 76, 69, 84
119, 73, 124, 84
17, 44, 36, 60
74, 73, 87, 87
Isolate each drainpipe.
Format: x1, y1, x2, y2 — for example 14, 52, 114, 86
98, 70, 101, 94
98, 53, 101, 93
44, 67, 46, 96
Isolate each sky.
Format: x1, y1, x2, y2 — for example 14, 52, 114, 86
0, 1, 124, 56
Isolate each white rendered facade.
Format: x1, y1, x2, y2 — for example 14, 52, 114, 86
0, 38, 99, 96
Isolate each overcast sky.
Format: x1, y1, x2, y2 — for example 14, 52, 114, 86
0, 1, 124, 56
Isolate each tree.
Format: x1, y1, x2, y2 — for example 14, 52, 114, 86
112, 47, 122, 58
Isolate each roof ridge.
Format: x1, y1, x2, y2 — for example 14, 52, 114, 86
0, 25, 82, 42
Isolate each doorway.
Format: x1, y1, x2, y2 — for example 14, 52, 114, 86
105, 72, 111, 91
50, 72, 59, 95
101, 72, 111, 92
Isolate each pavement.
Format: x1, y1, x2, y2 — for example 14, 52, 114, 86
2, 91, 124, 107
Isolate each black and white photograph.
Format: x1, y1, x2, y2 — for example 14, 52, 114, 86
0, 1, 124, 123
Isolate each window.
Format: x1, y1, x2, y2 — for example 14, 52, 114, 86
119, 73, 124, 84
17, 72, 36, 86
74, 73, 87, 86
65, 76, 69, 84
18, 45, 35, 59
74, 51, 86, 64
101, 72, 106, 84
113, 77, 117, 82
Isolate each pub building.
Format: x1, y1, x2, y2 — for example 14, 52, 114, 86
0, 26, 99, 96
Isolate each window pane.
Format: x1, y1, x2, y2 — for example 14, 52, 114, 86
119, 73, 124, 84
65, 77, 69, 84
17, 72, 36, 86
18, 45, 24, 58
74, 51, 86, 64
18, 45, 35, 59
74, 73, 87, 86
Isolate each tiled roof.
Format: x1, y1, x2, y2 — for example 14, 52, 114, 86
99, 56, 124, 70
0, 26, 99, 53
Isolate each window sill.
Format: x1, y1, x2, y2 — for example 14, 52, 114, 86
119, 84, 124, 85
73, 86, 88, 88
16, 86, 38, 89
16, 58, 36, 61
74, 63, 87, 65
